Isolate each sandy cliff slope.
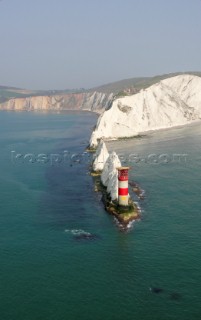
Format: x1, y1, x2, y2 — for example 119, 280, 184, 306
0, 92, 114, 114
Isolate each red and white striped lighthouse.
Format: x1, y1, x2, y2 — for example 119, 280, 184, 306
117, 167, 130, 206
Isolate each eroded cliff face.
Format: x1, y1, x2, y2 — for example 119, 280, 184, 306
90, 75, 201, 147
0, 92, 114, 114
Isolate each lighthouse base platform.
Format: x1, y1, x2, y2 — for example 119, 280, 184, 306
93, 176, 140, 229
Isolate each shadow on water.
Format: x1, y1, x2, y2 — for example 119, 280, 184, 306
39, 157, 93, 228
33, 111, 105, 242
149, 287, 182, 301
38, 151, 104, 243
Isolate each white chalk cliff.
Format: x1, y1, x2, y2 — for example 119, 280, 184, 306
90, 75, 201, 147
92, 139, 109, 172
101, 152, 121, 201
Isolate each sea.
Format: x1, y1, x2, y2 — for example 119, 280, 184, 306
1, 111, 201, 320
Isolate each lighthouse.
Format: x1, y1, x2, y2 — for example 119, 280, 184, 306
117, 167, 130, 206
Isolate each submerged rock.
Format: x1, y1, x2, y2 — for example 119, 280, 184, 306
150, 287, 164, 294
65, 229, 100, 241
74, 233, 100, 241
170, 292, 182, 301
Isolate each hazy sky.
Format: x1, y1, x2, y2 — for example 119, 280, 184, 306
0, 0, 201, 89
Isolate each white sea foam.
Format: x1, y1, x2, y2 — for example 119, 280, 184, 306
126, 220, 136, 231
65, 229, 91, 236
134, 201, 142, 213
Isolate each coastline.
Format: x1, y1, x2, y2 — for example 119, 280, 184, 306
91, 118, 201, 147
102, 120, 201, 154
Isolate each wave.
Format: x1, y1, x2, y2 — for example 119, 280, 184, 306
65, 229, 92, 237
114, 217, 136, 233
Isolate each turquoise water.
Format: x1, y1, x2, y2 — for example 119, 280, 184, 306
1, 111, 201, 320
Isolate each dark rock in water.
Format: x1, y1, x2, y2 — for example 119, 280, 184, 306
74, 233, 100, 241
129, 181, 138, 187
129, 181, 145, 200
150, 287, 164, 294
170, 292, 182, 301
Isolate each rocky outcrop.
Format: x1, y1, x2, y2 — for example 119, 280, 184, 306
92, 139, 121, 200
92, 140, 140, 229
0, 92, 114, 114
90, 75, 201, 146
92, 139, 109, 172
101, 151, 121, 201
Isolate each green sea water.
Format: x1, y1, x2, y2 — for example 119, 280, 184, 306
1, 111, 201, 320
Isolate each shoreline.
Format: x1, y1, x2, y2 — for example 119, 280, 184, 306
91, 118, 201, 148
0, 109, 100, 116
101, 121, 201, 154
